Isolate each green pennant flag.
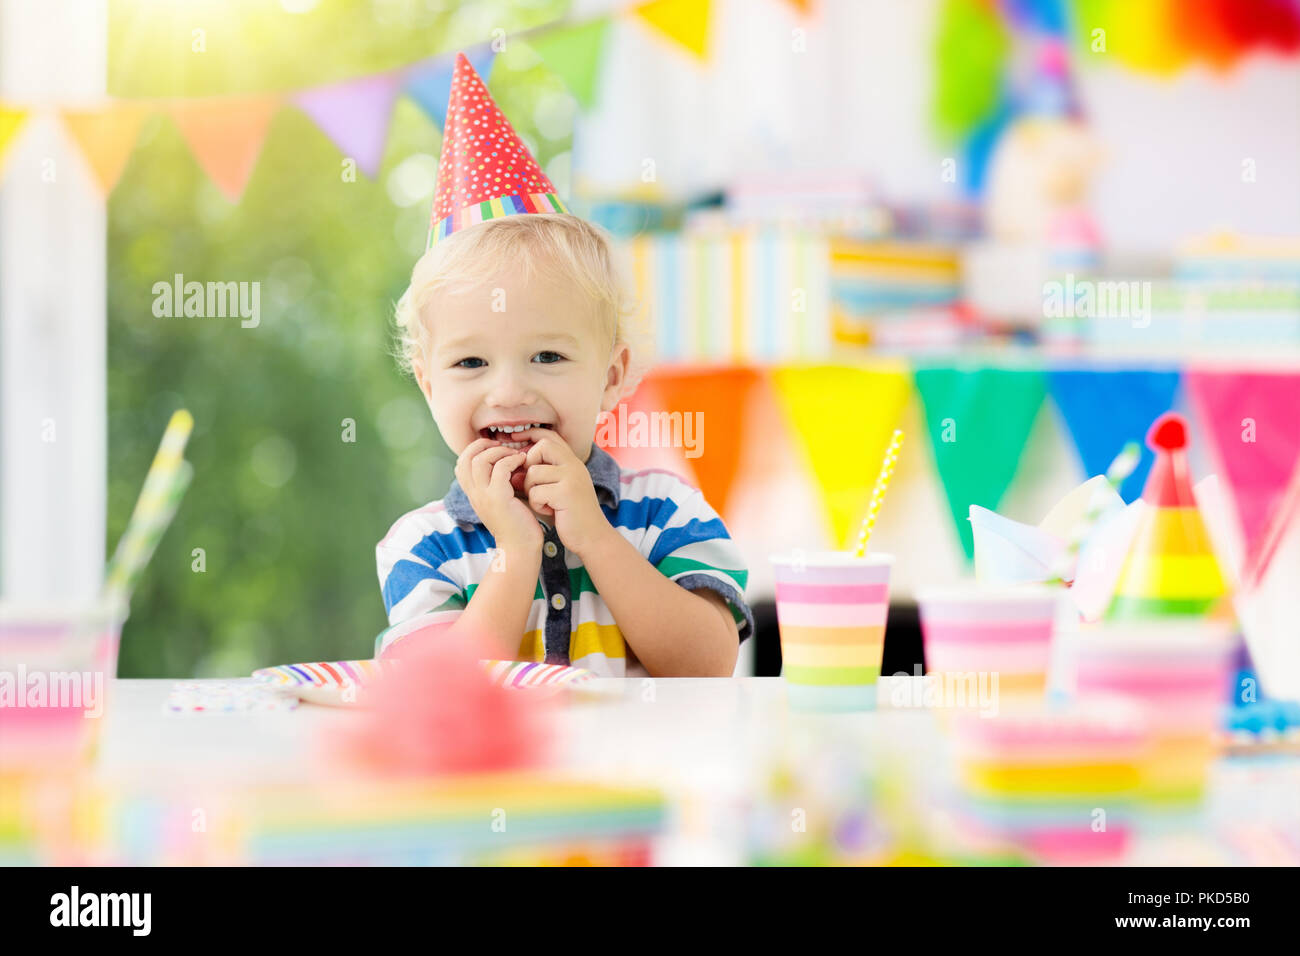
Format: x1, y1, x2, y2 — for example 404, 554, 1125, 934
913, 366, 1047, 560
528, 18, 612, 110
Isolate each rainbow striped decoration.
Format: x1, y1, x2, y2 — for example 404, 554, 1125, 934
241, 773, 665, 866
918, 587, 1059, 700
771, 552, 892, 711
1107, 413, 1227, 620
429, 192, 569, 248
252, 659, 388, 690
481, 660, 596, 688
1073, 624, 1233, 806
1107, 508, 1227, 618
948, 699, 1148, 864
624, 230, 831, 362
79, 773, 665, 866
252, 658, 596, 697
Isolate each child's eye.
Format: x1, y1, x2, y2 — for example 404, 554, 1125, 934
454, 357, 485, 369
533, 351, 565, 364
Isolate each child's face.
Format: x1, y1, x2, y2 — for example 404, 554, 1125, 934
414, 265, 627, 496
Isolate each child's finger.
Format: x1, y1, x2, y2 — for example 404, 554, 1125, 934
457, 438, 502, 484
526, 483, 554, 514
524, 435, 568, 467
488, 452, 527, 490
471, 445, 519, 488
522, 463, 562, 490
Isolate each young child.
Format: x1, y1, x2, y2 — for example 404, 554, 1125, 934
374, 54, 754, 677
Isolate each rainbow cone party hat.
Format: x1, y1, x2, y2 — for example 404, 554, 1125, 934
426, 53, 570, 249
1106, 412, 1227, 620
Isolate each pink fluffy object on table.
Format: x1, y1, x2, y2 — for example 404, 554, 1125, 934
338, 631, 557, 777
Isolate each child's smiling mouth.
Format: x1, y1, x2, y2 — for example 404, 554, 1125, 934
479, 421, 555, 450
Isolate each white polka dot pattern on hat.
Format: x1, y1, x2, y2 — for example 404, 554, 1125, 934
431, 53, 558, 225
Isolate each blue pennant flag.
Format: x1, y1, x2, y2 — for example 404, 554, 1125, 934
405, 45, 496, 129
1047, 368, 1182, 502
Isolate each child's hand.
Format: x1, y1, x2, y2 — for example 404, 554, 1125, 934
523, 434, 610, 557
455, 438, 543, 552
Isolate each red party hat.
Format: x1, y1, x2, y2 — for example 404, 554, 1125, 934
427, 53, 570, 249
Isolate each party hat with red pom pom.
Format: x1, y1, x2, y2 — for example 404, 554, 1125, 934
1106, 412, 1228, 620
427, 52, 570, 249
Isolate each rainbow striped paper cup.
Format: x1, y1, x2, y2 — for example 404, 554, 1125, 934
947, 696, 1149, 864
1070, 620, 1233, 807
770, 551, 893, 712
918, 584, 1060, 710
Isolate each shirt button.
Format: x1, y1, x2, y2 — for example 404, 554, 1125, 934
550, 594, 566, 611
544, 541, 558, 558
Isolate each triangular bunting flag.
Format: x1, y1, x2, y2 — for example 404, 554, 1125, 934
528, 18, 612, 110
406, 47, 496, 128
1047, 367, 1181, 502
623, 365, 758, 522
59, 103, 152, 194
1186, 369, 1300, 569
293, 72, 403, 179
168, 96, 279, 202
0, 106, 30, 176
913, 366, 1047, 560
770, 363, 910, 549
635, 0, 713, 60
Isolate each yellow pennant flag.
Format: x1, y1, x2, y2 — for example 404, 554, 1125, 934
634, 0, 713, 60
769, 363, 911, 549
60, 103, 153, 194
0, 106, 30, 176
168, 96, 279, 202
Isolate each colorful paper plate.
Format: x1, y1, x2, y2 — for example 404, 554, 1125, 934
251, 659, 600, 706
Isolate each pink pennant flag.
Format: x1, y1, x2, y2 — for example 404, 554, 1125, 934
1186, 369, 1300, 572
292, 72, 402, 179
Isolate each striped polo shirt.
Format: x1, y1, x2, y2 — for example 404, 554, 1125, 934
374, 444, 754, 677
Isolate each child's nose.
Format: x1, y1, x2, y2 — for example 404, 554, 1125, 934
485, 368, 535, 407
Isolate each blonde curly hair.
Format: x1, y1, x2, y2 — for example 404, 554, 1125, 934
391, 213, 647, 393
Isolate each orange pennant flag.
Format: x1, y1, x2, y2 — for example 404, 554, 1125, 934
1, 106, 30, 176
168, 96, 279, 201
634, 0, 713, 60
638, 365, 758, 522
60, 103, 153, 194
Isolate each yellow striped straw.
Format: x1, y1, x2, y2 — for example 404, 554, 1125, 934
854, 429, 904, 558
103, 409, 195, 617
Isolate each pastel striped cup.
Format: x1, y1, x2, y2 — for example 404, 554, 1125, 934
0, 603, 118, 773
947, 696, 1149, 864
1070, 621, 1233, 807
918, 585, 1060, 707
770, 552, 893, 712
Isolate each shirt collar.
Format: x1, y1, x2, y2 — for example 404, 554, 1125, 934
443, 443, 622, 526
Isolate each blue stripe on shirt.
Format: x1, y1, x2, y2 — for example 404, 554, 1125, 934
647, 515, 732, 566
383, 559, 459, 614
605, 495, 679, 533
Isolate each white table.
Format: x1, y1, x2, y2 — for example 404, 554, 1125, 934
94, 677, 1300, 866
